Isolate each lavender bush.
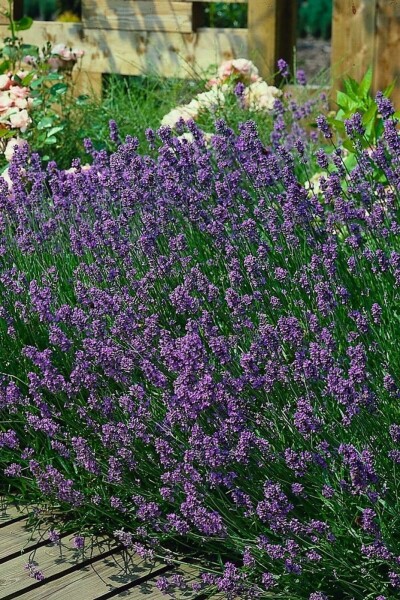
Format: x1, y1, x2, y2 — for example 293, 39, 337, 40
0, 96, 399, 599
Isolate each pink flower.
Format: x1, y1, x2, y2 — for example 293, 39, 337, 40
23, 55, 37, 67
47, 56, 64, 72
9, 86, 30, 99
216, 58, 259, 84
205, 77, 219, 89
51, 43, 69, 57
9, 109, 31, 132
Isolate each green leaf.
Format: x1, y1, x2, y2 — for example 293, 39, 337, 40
344, 153, 358, 171
20, 44, 39, 57
44, 136, 57, 144
37, 117, 54, 130
2, 46, 17, 59
343, 140, 356, 153
328, 118, 346, 136
44, 72, 63, 81
365, 118, 376, 140
50, 82, 68, 96
13, 16, 33, 31
359, 67, 373, 98
30, 77, 44, 90
383, 80, 396, 98
75, 94, 89, 106
343, 77, 360, 100
0, 129, 13, 139
336, 91, 352, 111
0, 60, 10, 75
22, 72, 35, 86
361, 103, 377, 126
47, 126, 64, 137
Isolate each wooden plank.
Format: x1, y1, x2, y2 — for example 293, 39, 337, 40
82, 0, 193, 33
0, 536, 116, 597
0, 0, 9, 25
72, 70, 103, 98
374, 0, 400, 109
181, 0, 247, 3
0, 518, 45, 560
100, 564, 199, 599
0, 502, 26, 525
0, 22, 248, 78
331, 0, 377, 95
248, 0, 296, 81
14, 551, 169, 599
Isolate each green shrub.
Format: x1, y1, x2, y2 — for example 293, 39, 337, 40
298, 0, 332, 39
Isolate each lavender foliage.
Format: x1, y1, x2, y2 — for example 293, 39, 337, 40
0, 104, 400, 598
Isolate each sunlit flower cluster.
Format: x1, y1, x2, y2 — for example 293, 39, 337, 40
161, 58, 282, 129
0, 72, 33, 133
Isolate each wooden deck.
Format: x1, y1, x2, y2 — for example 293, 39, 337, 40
0, 502, 201, 600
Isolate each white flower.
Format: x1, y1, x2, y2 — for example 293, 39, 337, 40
4, 137, 28, 162
196, 88, 225, 110
243, 81, 282, 112
0, 166, 12, 189
160, 101, 199, 128
176, 132, 194, 143
9, 108, 31, 132
304, 171, 328, 197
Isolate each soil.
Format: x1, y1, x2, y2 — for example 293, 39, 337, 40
296, 36, 331, 84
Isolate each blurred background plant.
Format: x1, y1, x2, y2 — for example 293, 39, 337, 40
297, 0, 332, 39
23, 0, 80, 21
0, 0, 86, 171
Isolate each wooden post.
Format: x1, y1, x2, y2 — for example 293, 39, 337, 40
77, 0, 102, 99
0, 0, 23, 23
13, 0, 22, 20
0, 0, 9, 24
248, 0, 297, 82
332, 0, 400, 109
331, 0, 377, 93
374, 0, 400, 109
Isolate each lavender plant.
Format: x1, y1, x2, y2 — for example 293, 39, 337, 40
0, 96, 399, 599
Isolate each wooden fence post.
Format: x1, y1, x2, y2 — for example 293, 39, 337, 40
0, 0, 22, 22
248, 0, 297, 82
374, 0, 400, 109
77, 0, 103, 98
332, 0, 400, 109
331, 0, 377, 95
13, 0, 22, 20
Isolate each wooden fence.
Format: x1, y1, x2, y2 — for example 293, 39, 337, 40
0, 0, 297, 97
332, 0, 400, 107
0, 0, 399, 106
